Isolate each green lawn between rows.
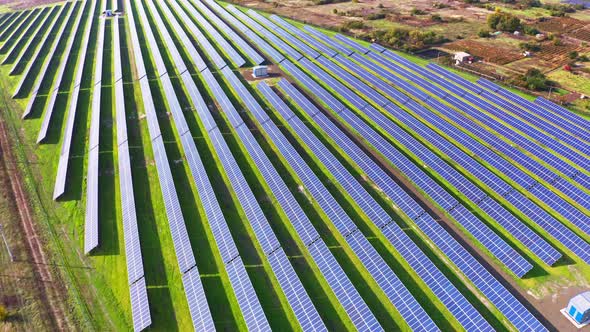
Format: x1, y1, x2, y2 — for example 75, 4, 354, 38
1, 0, 590, 331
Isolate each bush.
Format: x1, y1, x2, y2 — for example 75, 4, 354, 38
367, 12, 386, 20
568, 51, 579, 59
339, 20, 364, 32
431, 14, 443, 22
477, 29, 491, 38
522, 25, 539, 36
519, 41, 540, 51
516, 68, 548, 90
410, 8, 426, 15
0, 305, 8, 322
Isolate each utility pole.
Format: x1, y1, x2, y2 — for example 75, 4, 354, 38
0, 224, 13, 262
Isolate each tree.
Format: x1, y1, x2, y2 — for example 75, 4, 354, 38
523, 68, 548, 90
568, 51, 579, 59
487, 11, 521, 31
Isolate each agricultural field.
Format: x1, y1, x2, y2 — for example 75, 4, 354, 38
0, 0, 589, 331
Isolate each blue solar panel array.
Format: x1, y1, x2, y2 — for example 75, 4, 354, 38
196, 0, 265, 65
197, 76, 325, 328
535, 97, 590, 138
254, 82, 440, 331
141, 0, 272, 328
296, 57, 533, 277
0, 9, 38, 53
127, 0, 214, 328
277, 78, 544, 332
2, 6, 50, 66
426, 64, 590, 192
176, 0, 245, 67
260, 81, 500, 331
360, 53, 590, 241
36, 0, 89, 144
269, 15, 338, 57
53, 0, 97, 200
9, 4, 64, 76
216, 64, 380, 330
226, 10, 545, 328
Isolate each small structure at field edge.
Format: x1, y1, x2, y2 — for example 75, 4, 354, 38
253, 65, 268, 78
562, 291, 590, 328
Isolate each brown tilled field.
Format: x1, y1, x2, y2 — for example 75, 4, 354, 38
444, 39, 523, 65
535, 17, 587, 34
0, 0, 63, 10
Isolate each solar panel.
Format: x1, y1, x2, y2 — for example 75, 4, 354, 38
2, 7, 49, 65
129, 278, 152, 332
0, 9, 38, 51
246, 10, 320, 59
267, 248, 326, 331
9, 5, 64, 76
140, 1, 272, 328
53, 0, 98, 200
114, 17, 150, 329
16, 2, 77, 112
365, 49, 590, 242
84, 14, 106, 254
198, 72, 324, 331
274, 62, 543, 329
426, 65, 589, 188
154, 0, 208, 72
126, 0, 213, 326
269, 15, 338, 57
226, 64, 434, 330
0, 12, 18, 34
182, 267, 215, 331
303, 26, 353, 56
36, 0, 89, 143
226, 258, 271, 331
333, 34, 370, 54
535, 97, 590, 135
194, 0, 264, 64
0, 10, 27, 41
227, 6, 300, 61
176, 0, 245, 67
214, 64, 380, 330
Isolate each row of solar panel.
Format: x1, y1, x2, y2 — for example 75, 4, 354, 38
232, 11, 552, 330
54, 0, 98, 201
126, 0, 214, 329
215, 62, 380, 329
259, 81, 487, 331
200, 67, 325, 330
84, 13, 106, 254
113, 14, 152, 330
17, 2, 77, 115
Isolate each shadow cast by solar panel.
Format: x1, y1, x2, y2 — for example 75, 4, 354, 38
41, 92, 69, 145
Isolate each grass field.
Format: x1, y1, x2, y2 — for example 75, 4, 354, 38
0, 0, 589, 331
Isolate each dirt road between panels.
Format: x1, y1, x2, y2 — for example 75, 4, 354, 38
0, 119, 71, 331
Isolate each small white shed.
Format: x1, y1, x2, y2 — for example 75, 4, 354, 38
567, 291, 590, 325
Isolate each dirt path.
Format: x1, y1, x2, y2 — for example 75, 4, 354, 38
0, 119, 71, 331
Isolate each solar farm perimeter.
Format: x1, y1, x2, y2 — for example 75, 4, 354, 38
0, 0, 589, 331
